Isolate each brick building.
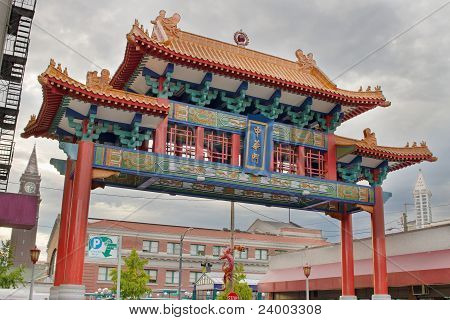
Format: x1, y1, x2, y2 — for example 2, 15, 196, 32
47, 218, 327, 294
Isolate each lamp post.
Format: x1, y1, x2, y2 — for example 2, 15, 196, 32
303, 263, 311, 300
178, 227, 194, 300
29, 246, 41, 300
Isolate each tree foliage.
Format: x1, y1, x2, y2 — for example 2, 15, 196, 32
110, 249, 151, 300
0, 240, 25, 289
217, 263, 253, 300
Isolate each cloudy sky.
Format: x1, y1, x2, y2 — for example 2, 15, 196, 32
1, 0, 449, 260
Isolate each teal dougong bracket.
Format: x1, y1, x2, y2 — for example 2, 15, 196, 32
184, 73, 218, 107
220, 81, 252, 114
67, 105, 107, 141
327, 104, 343, 132
286, 97, 314, 128
363, 161, 389, 187
254, 89, 283, 119
337, 156, 362, 183
144, 63, 182, 98
112, 113, 151, 148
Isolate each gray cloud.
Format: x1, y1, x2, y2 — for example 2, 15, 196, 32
1, 0, 449, 260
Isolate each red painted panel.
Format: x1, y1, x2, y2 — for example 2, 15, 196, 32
326, 133, 337, 180
0, 193, 38, 229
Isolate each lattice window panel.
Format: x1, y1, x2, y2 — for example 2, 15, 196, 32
204, 129, 231, 164
166, 124, 196, 158
273, 143, 297, 174
305, 148, 325, 178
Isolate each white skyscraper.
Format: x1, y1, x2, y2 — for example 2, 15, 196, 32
413, 170, 432, 229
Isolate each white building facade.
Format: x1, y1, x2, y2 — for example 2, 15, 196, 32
413, 170, 432, 229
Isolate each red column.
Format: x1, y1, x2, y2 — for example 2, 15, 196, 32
231, 133, 240, 166
296, 146, 305, 175
154, 116, 168, 154
372, 186, 389, 296
195, 127, 205, 160
326, 133, 337, 180
64, 140, 94, 285
53, 159, 74, 286
341, 211, 355, 297
138, 140, 149, 152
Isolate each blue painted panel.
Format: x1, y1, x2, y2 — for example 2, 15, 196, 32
243, 114, 273, 176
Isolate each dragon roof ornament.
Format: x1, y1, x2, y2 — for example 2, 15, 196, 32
150, 10, 181, 44
362, 128, 377, 146
295, 49, 317, 73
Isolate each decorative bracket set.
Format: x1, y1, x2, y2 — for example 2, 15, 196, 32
338, 158, 389, 186
67, 105, 150, 148
141, 66, 344, 132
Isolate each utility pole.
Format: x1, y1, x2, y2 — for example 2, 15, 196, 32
288, 208, 291, 224
402, 212, 408, 232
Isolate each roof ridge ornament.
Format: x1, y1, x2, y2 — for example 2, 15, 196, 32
295, 49, 316, 73
234, 29, 250, 47
86, 69, 113, 91
362, 128, 377, 146
151, 10, 181, 44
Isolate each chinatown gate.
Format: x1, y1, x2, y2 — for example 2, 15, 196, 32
22, 11, 436, 300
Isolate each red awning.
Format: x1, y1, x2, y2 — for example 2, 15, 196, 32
259, 249, 450, 292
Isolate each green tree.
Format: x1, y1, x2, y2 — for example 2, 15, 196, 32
0, 240, 25, 289
110, 249, 151, 300
217, 263, 253, 300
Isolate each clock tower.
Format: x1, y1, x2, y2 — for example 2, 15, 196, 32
10, 145, 41, 268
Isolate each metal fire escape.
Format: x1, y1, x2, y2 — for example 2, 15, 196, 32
0, 0, 36, 192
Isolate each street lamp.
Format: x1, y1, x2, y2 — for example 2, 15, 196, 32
29, 246, 41, 300
178, 227, 194, 300
303, 263, 311, 300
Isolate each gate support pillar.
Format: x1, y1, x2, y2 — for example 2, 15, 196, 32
59, 140, 94, 299
51, 159, 74, 299
340, 210, 356, 300
371, 186, 391, 300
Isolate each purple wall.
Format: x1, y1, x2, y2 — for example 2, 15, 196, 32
0, 193, 38, 229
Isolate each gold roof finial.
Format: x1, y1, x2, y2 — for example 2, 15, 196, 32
86, 69, 112, 91
151, 10, 181, 44
295, 49, 316, 73
362, 128, 377, 146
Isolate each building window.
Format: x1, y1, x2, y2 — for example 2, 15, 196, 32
235, 248, 248, 259
165, 270, 179, 284
167, 242, 181, 255
274, 249, 287, 254
143, 240, 159, 253
190, 244, 206, 256
212, 246, 226, 257
189, 271, 203, 284
167, 123, 196, 158
273, 143, 297, 174
255, 249, 268, 260
98, 266, 115, 281
305, 148, 325, 178
204, 129, 232, 164
145, 269, 158, 284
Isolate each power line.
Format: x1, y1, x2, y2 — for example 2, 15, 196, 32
332, 1, 450, 81
7, 181, 215, 202
0, 0, 103, 70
